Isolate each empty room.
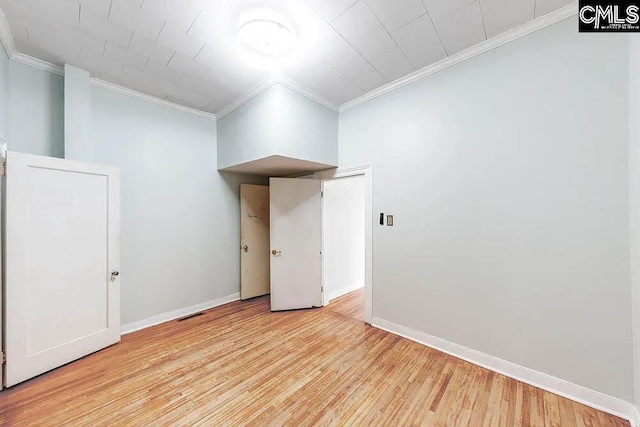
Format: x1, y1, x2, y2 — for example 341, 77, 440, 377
0, 0, 639, 425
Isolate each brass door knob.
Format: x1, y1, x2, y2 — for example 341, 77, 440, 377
271, 250, 281, 256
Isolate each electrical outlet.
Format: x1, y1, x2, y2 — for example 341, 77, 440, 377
387, 215, 394, 226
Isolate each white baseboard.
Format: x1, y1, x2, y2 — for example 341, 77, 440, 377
328, 283, 364, 302
121, 293, 240, 335
372, 317, 637, 425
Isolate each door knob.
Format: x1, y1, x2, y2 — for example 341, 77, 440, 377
271, 250, 281, 256
241, 245, 248, 252
110, 270, 120, 282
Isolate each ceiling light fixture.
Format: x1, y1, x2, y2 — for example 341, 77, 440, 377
236, 19, 298, 70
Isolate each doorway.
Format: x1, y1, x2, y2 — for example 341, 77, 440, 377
322, 175, 365, 306
316, 164, 373, 324
239, 164, 373, 324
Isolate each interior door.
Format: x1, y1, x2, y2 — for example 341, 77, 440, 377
240, 184, 270, 300
4, 151, 121, 387
270, 178, 322, 311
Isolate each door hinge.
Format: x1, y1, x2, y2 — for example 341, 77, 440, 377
1, 350, 5, 364
1, 160, 6, 176
321, 191, 323, 198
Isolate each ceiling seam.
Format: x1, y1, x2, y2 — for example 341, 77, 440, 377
476, 0, 489, 40
360, 1, 420, 74
300, 0, 389, 95
418, 0, 450, 56
323, 2, 391, 92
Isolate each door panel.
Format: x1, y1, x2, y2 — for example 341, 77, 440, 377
4, 151, 121, 387
270, 178, 322, 311
240, 184, 270, 300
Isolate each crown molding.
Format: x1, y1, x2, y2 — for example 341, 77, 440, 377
215, 75, 339, 120
12, 52, 64, 75
0, 3, 215, 120
276, 76, 339, 113
215, 77, 278, 119
1, 5, 64, 76
89, 78, 217, 120
339, 2, 579, 112
1, 1, 577, 120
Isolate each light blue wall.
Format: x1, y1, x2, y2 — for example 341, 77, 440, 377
64, 64, 91, 161
89, 87, 266, 325
8, 61, 64, 157
0, 43, 8, 139
2, 53, 266, 325
340, 18, 632, 400
217, 83, 338, 169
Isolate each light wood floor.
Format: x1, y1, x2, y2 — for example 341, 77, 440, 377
0, 289, 629, 426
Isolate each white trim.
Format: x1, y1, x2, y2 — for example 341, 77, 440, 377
215, 77, 277, 119
12, 53, 64, 76
339, 2, 579, 112
0, 5, 216, 120
215, 76, 339, 120
121, 293, 240, 335
372, 317, 637, 425
328, 284, 364, 303
0, 1, 576, 119
89, 78, 217, 120
277, 76, 339, 113
315, 164, 373, 324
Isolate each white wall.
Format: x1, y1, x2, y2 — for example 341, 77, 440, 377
339, 17, 633, 401
8, 61, 64, 157
217, 83, 338, 169
324, 175, 365, 301
88, 87, 266, 325
630, 36, 640, 407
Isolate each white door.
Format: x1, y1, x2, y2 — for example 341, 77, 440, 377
270, 178, 322, 311
240, 184, 270, 300
4, 151, 121, 387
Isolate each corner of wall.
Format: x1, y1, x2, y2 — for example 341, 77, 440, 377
0, 30, 9, 141
630, 35, 640, 411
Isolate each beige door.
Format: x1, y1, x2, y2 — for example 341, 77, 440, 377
240, 184, 271, 300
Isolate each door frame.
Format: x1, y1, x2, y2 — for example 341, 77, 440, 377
313, 164, 373, 325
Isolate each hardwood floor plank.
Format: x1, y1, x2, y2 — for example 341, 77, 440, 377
0, 289, 629, 426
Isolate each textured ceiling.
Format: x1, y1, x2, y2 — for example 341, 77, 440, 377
0, 0, 573, 115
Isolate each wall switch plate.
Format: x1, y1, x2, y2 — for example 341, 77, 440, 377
387, 215, 394, 226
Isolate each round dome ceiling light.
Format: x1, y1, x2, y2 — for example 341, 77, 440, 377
237, 19, 298, 70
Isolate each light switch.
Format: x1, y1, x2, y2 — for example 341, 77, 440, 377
387, 215, 393, 226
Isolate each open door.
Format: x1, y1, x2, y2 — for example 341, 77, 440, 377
4, 151, 121, 387
270, 178, 322, 311
240, 184, 270, 300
